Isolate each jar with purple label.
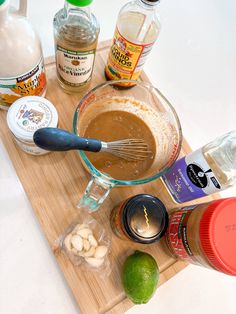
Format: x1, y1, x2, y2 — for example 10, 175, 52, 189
162, 131, 236, 203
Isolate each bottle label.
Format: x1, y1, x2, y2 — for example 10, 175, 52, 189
56, 46, 95, 86
162, 149, 222, 202
0, 56, 46, 109
105, 28, 155, 86
167, 210, 193, 261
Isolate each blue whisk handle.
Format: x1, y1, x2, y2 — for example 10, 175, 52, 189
33, 128, 102, 152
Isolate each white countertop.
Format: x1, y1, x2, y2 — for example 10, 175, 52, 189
1, 0, 236, 313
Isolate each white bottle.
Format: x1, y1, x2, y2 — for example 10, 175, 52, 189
163, 131, 236, 203
0, 0, 46, 110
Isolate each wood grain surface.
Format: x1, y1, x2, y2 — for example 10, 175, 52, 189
0, 41, 218, 314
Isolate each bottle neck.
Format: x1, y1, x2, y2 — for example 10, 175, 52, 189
203, 131, 236, 183
64, 2, 91, 19
227, 142, 236, 163
137, 0, 159, 10
0, 0, 9, 25
208, 131, 236, 165
133, 0, 159, 42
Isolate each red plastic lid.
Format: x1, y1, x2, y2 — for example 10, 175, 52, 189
199, 198, 236, 276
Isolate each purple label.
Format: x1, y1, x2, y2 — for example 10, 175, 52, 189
163, 157, 208, 203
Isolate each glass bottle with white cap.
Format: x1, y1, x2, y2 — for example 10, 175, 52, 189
0, 0, 46, 110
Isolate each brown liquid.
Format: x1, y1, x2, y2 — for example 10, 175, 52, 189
84, 110, 156, 180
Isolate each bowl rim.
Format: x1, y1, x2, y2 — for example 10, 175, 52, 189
72, 79, 183, 186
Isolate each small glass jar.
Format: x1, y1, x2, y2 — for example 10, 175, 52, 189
7, 96, 58, 155
110, 194, 168, 244
166, 198, 236, 276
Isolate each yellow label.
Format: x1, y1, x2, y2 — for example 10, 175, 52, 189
0, 56, 46, 109
143, 205, 150, 228
105, 28, 154, 86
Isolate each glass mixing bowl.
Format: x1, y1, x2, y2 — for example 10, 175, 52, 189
73, 79, 182, 211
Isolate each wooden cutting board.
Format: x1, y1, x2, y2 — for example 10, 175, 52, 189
0, 41, 218, 314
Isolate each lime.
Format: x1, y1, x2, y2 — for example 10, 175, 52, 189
122, 250, 159, 304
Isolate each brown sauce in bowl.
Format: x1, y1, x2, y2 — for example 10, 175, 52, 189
84, 110, 156, 181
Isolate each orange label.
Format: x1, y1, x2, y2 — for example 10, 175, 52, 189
105, 28, 154, 86
0, 56, 46, 109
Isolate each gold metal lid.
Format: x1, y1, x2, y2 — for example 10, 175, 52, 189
123, 194, 168, 244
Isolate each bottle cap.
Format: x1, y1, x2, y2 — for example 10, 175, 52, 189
199, 198, 236, 276
7, 96, 58, 142
66, 0, 93, 7
141, 0, 160, 5
123, 194, 168, 244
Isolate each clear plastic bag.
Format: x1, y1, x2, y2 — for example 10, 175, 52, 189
56, 207, 111, 277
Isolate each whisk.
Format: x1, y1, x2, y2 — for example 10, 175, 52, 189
33, 128, 152, 161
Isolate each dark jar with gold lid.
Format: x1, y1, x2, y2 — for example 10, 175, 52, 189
110, 194, 168, 244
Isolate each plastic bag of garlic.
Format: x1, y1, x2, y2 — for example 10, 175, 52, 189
56, 207, 111, 276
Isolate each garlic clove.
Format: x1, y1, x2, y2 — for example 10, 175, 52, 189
73, 224, 89, 234
83, 239, 90, 251
71, 235, 83, 251
88, 234, 98, 247
94, 246, 108, 259
83, 246, 96, 257
71, 247, 79, 255
77, 251, 85, 257
85, 257, 104, 268
64, 233, 73, 251
77, 228, 92, 239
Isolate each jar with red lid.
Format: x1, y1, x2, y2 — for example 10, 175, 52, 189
110, 194, 168, 244
166, 198, 236, 276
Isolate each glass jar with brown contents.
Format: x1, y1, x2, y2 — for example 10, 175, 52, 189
110, 194, 168, 244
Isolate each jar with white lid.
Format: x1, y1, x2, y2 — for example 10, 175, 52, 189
7, 96, 58, 155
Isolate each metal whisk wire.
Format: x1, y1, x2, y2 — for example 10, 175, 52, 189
101, 138, 153, 161
33, 128, 153, 161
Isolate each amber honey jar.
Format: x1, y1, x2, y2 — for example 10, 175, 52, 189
110, 194, 168, 244
166, 198, 236, 276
